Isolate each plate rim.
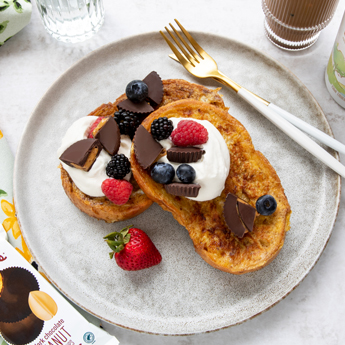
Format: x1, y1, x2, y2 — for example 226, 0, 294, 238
13, 30, 342, 336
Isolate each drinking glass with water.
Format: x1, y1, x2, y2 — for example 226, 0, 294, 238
35, 0, 104, 43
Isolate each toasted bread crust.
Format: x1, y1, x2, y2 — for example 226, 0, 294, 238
130, 99, 291, 274
59, 79, 227, 222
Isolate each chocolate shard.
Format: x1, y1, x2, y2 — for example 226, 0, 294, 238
118, 99, 154, 114
0, 267, 39, 323
238, 200, 256, 232
167, 147, 204, 163
59, 138, 102, 172
134, 125, 163, 169
164, 183, 201, 198
95, 117, 120, 155
223, 193, 247, 238
143, 71, 163, 105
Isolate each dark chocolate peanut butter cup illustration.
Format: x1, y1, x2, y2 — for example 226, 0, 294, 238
0, 313, 44, 345
0, 267, 39, 323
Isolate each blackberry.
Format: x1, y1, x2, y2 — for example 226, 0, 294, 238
150, 117, 174, 141
106, 154, 131, 179
114, 109, 141, 139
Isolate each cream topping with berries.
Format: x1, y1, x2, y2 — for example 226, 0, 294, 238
57, 116, 131, 197
158, 118, 230, 202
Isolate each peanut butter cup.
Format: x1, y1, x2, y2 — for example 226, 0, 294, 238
223, 193, 257, 238
59, 138, 102, 172
164, 183, 201, 197
0, 313, 44, 345
167, 147, 204, 163
94, 116, 120, 155
0, 267, 39, 323
134, 125, 163, 169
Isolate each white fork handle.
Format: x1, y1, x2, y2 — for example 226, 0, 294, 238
238, 88, 345, 178
268, 102, 345, 154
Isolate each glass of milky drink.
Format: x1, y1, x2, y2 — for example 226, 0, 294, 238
262, 0, 340, 50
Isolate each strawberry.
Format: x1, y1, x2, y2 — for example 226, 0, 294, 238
104, 226, 162, 271
170, 120, 208, 146
101, 178, 133, 205
87, 117, 103, 138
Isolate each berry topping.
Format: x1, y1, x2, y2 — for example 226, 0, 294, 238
126, 80, 149, 103
101, 179, 133, 205
106, 154, 131, 179
114, 109, 141, 139
150, 117, 174, 141
170, 120, 208, 146
256, 195, 277, 216
176, 164, 196, 184
104, 225, 162, 271
88, 117, 103, 138
150, 162, 175, 184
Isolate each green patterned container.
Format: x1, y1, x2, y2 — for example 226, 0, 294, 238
325, 11, 345, 108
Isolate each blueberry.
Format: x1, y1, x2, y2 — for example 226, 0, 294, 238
125, 80, 149, 103
176, 164, 196, 184
256, 195, 277, 215
151, 163, 175, 184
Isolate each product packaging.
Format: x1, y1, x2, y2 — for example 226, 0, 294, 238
325, 11, 345, 108
0, 228, 119, 345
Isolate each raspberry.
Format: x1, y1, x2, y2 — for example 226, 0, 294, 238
87, 117, 103, 138
101, 178, 133, 205
170, 120, 208, 146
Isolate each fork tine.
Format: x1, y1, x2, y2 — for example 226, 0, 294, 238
159, 30, 195, 68
169, 23, 201, 62
164, 26, 198, 65
174, 19, 205, 57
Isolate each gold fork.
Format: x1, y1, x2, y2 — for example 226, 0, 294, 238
160, 19, 345, 178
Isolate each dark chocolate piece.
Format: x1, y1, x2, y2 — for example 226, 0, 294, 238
167, 147, 204, 163
223, 193, 247, 238
238, 200, 256, 233
134, 125, 163, 169
0, 267, 39, 323
118, 99, 154, 114
95, 117, 120, 155
59, 138, 102, 172
164, 183, 201, 198
0, 313, 44, 345
143, 71, 164, 105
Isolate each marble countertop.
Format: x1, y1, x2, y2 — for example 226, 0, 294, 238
1, 1, 345, 344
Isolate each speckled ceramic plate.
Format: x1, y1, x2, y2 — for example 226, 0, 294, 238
14, 32, 340, 335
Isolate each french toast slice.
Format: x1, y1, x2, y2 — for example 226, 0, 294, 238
59, 79, 227, 222
130, 99, 291, 274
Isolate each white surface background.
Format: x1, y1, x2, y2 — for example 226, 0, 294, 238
1, 0, 345, 344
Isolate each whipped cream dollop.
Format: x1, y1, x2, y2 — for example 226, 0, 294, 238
158, 118, 230, 202
57, 116, 131, 197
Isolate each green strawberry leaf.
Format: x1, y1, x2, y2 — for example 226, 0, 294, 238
0, 190, 7, 197
104, 225, 133, 256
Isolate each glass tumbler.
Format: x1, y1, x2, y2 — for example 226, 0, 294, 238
262, 0, 340, 50
35, 0, 104, 43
